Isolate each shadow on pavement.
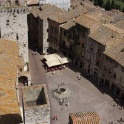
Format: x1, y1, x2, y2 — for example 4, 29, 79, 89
67, 64, 124, 106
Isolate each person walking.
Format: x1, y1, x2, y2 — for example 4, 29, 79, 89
120, 117, 123, 122
67, 102, 69, 106
78, 74, 81, 80
53, 116, 55, 121
55, 115, 58, 120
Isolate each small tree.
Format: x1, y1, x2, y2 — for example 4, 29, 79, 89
122, 7, 124, 12
105, 1, 111, 11
115, 4, 121, 11
111, 0, 115, 9
94, 0, 98, 6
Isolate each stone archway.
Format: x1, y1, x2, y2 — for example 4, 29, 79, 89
18, 76, 28, 86
18, 72, 31, 86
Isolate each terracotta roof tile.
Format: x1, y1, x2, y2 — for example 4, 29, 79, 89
69, 112, 100, 124
75, 14, 98, 29
89, 25, 122, 46
115, 20, 124, 30
38, 4, 65, 19
103, 24, 124, 34
29, 7, 40, 17
61, 20, 76, 30
0, 39, 22, 123
67, 5, 88, 19
108, 10, 124, 23
48, 11, 68, 23
104, 38, 124, 67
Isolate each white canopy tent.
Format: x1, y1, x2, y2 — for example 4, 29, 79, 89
44, 54, 61, 67
44, 53, 71, 67
54, 52, 72, 64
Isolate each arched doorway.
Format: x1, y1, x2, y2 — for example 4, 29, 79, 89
18, 76, 28, 86
121, 93, 124, 100
116, 88, 120, 96
111, 84, 115, 92
105, 80, 110, 88
80, 61, 82, 68
94, 68, 98, 79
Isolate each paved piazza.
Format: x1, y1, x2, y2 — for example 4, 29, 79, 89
46, 66, 124, 124
29, 53, 124, 124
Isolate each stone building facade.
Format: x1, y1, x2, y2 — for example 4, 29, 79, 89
28, 1, 124, 99
48, 5, 88, 54
28, 7, 39, 50
47, 4, 124, 99
0, 6, 31, 85
0, 6, 29, 64
60, 21, 76, 59
22, 84, 50, 124
0, 0, 26, 7
103, 39, 124, 99
28, 4, 65, 54
48, 15, 67, 53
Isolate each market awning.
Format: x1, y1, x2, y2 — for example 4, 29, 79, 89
44, 54, 61, 67
44, 53, 71, 67
54, 52, 72, 64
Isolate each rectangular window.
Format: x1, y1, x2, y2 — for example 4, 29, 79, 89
121, 67, 124, 72
90, 44, 93, 51
47, 38, 49, 42
82, 43, 84, 48
110, 58, 113, 63
83, 32, 85, 38
95, 60, 99, 66
98, 49, 101, 56
106, 56, 109, 60
64, 31, 67, 36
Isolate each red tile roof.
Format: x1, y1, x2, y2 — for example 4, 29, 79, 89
69, 112, 100, 124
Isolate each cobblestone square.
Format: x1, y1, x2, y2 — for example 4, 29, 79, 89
46, 66, 124, 124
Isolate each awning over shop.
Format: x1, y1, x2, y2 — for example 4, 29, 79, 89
54, 52, 72, 64
44, 54, 61, 67
44, 53, 71, 67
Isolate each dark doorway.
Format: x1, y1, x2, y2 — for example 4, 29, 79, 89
18, 76, 28, 85
105, 80, 110, 88
121, 93, 124, 100
94, 71, 98, 79
111, 84, 115, 92
116, 88, 120, 96
63, 51, 66, 56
